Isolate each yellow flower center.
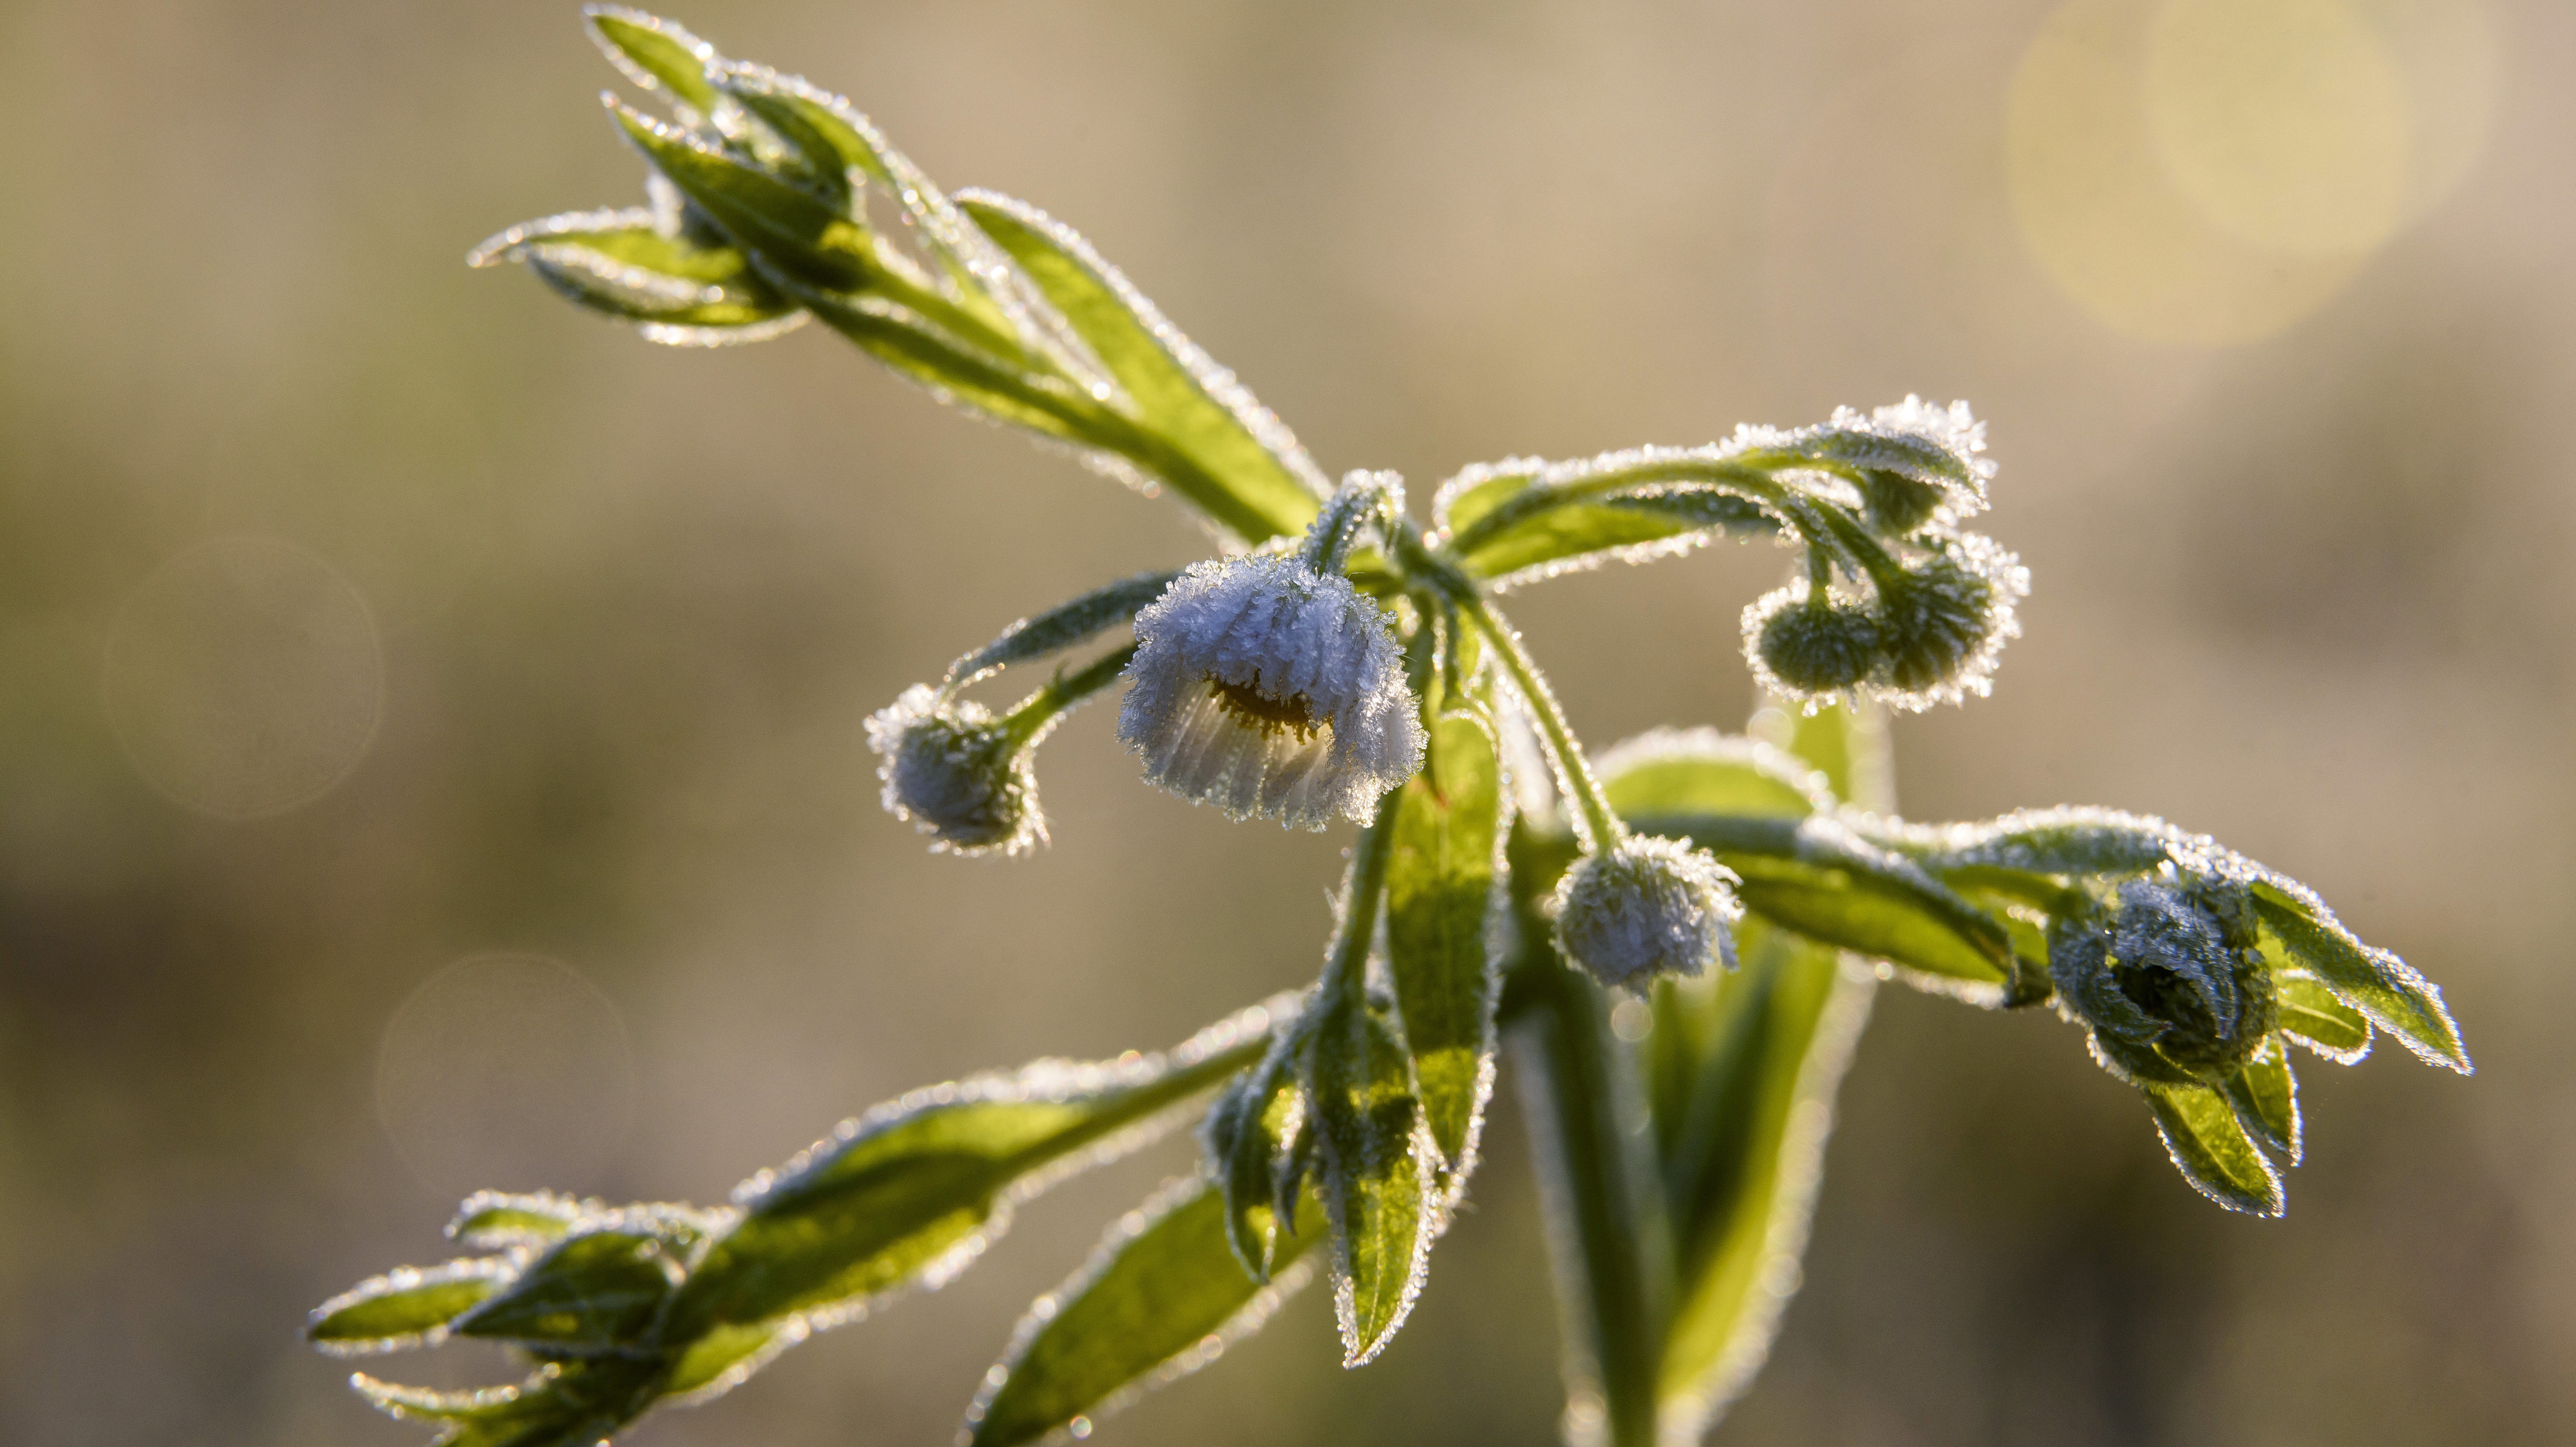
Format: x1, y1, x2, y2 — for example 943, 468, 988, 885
1206, 670, 1322, 741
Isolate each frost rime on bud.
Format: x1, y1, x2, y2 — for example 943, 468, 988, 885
866, 685, 1045, 856
1117, 553, 1425, 829
2052, 874, 2277, 1087
1550, 835, 1744, 990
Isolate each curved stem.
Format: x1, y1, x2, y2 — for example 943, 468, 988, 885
1455, 592, 1624, 853
998, 643, 1137, 749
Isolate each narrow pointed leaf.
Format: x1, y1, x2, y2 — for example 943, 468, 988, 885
447, 1191, 590, 1250
2249, 886, 2468, 1073
791, 283, 1094, 441
1656, 921, 1872, 1435
1309, 996, 1437, 1366
2144, 1083, 2284, 1216
586, 6, 723, 116
1203, 1042, 1306, 1281
469, 208, 803, 340
2275, 972, 2373, 1062
2223, 1040, 2302, 1165
960, 193, 1328, 543
308, 1258, 515, 1354
610, 103, 875, 292
964, 1178, 1326, 1447
947, 569, 1181, 688
1385, 709, 1505, 1170
667, 1006, 1275, 1337
453, 1231, 676, 1352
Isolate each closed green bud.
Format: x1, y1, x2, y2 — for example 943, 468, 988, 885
1869, 532, 2026, 709
1744, 584, 1879, 700
2051, 874, 2277, 1088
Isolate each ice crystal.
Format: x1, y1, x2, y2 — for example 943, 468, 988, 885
1118, 553, 1423, 829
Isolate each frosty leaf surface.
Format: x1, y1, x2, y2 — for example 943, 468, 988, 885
453, 1231, 680, 1353
2145, 1082, 2284, 1216
587, 6, 724, 116
1309, 995, 1437, 1366
964, 1177, 1325, 1447
1385, 708, 1506, 1170
2275, 972, 2373, 1062
307, 1258, 514, 1353
961, 193, 1328, 543
946, 570, 1181, 689
670, 1008, 1275, 1337
609, 103, 874, 291
2223, 1040, 2302, 1165
2250, 887, 2468, 1073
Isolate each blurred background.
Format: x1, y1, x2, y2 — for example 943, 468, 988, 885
2, 0, 2570, 1443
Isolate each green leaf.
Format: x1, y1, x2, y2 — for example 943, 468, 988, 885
1308, 993, 1436, 1366
964, 1177, 1326, 1447
452, 1231, 677, 1353
1385, 709, 1506, 1170
446, 1191, 588, 1250
2223, 1039, 2302, 1166
947, 569, 1181, 688
1599, 728, 1831, 822
585, 6, 723, 117
666, 1007, 1274, 1337
663, 1321, 790, 1404
792, 284, 1095, 442
2143, 1083, 2284, 1216
1203, 1041, 1307, 1282
1640, 816, 2020, 1002
307, 1258, 513, 1353
2249, 886, 2468, 1073
960, 193, 1329, 544
2276, 971, 2373, 1062
1879, 805, 2179, 876
467, 208, 805, 342
610, 102, 876, 292
1656, 919, 1871, 1434
353, 1354, 670, 1447
1455, 491, 1779, 585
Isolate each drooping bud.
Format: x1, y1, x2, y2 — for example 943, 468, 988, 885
1550, 835, 1744, 990
865, 685, 1045, 856
1117, 552, 1425, 829
1869, 531, 2027, 709
2051, 874, 2277, 1087
1743, 583, 1880, 700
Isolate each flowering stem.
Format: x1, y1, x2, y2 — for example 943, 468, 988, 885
997, 643, 1137, 749
1453, 592, 1625, 854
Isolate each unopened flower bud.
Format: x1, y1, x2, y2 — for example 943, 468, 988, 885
2051, 874, 2276, 1087
1870, 532, 2026, 709
1745, 583, 1879, 699
1118, 552, 1424, 830
1551, 835, 1743, 990
865, 685, 1044, 856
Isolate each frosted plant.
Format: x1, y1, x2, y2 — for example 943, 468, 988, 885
311, 12, 2474, 1447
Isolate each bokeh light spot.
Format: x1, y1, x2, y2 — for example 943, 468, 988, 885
376, 953, 639, 1198
2007, 0, 2365, 346
2147, 0, 2409, 257
102, 535, 384, 819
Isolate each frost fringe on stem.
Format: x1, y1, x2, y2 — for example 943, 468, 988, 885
309, 12, 2474, 1447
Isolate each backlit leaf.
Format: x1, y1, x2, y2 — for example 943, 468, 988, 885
1308, 994, 1436, 1366
2144, 1083, 2284, 1217
1385, 709, 1506, 1170
964, 1177, 1325, 1447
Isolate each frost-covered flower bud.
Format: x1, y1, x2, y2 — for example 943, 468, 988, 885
2051, 874, 2277, 1087
1869, 532, 2027, 709
1551, 835, 1744, 990
865, 685, 1044, 856
1744, 583, 1879, 700
1117, 552, 1425, 829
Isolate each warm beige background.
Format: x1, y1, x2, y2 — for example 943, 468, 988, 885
2, 1, 2570, 1444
